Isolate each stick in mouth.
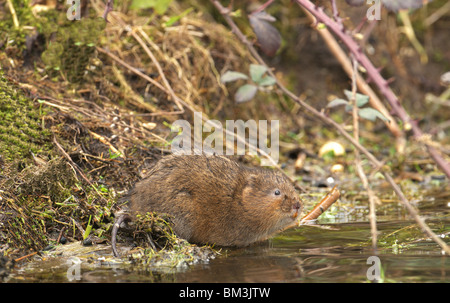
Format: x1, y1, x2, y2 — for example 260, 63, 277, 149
299, 185, 340, 225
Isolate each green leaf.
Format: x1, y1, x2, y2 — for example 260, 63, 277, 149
326, 98, 349, 108
130, 0, 173, 14
355, 94, 370, 108
249, 64, 268, 83
221, 71, 248, 83
358, 107, 390, 122
344, 90, 370, 107
257, 76, 276, 86
163, 7, 193, 27
83, 215, 93, 240
230, 9, 242, 17
235, 84, 258, 103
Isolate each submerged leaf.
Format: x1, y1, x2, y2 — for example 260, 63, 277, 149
235, 84, 258, 103
249, 12, 281, 57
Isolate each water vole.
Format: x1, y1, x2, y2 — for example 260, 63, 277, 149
112, 155, 302, 256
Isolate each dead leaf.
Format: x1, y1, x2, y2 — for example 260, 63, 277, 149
249, 11, 281, 57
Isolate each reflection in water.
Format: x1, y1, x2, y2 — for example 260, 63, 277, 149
174, 249, 302, 283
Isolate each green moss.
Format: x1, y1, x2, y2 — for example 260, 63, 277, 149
0, 3, 105, 82
0, 0, 36, 52
0, 72, 52, 162
39, 15, 106, 82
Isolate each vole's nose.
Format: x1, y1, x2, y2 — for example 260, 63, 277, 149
293, 201, 301, 211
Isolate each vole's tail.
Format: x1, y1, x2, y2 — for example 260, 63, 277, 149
112, 213, 132, 257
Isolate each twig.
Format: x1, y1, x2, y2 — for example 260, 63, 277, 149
56, 227, 66, 244
97, 47, 168, 94
210, 0, 450, 254
350, 56, 378, 252
52, 136, 107, 203
6, 0, 19, 28
72, 218, 85, 238
398, 10, 427, 64
424, 1, 450, 27
88, 129, 123, 158
329, 0, 343, 29
299, 185, 340, 224
130, 28, 185, 115
53, 136, 90, 184
103, 0, 114, 22
14, 252, 38, 263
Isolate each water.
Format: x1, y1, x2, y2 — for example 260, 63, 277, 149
7, 186, 450, 283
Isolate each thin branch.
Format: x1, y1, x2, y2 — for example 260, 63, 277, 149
299, 185, 340, 224
424, 1, 450, 27
14, 252, 38, 263
329, 0, 343, 29
350, 56, 378, 252
6, 0, 19, 28
96, 47, 169, 97
131, 28, 185, 115
53, 136, 107, 203
103, 0, 114, 22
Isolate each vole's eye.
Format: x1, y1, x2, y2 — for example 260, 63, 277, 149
274, 189, 281, 196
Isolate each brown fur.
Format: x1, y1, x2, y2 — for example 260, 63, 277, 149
112, 155, 302, 255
